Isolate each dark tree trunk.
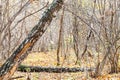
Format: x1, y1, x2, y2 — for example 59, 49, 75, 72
0, 0, 63, 80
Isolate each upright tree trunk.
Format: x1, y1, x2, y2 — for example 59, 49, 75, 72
73, 16, 80, 64
94, 45, 110, 77
0, 0, 63, 80
72, 0, 80, 64
0, 1, 3, 61
56, 7, 64, 66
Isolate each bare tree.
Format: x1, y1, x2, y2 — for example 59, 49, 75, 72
56, 7, 64, 65
0, 0, 63, 79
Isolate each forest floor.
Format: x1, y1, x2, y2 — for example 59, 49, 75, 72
11, 50, 120, 80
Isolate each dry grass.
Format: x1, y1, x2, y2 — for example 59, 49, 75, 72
1, 50, 120, 80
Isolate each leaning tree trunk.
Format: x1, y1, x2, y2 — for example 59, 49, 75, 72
0, 0, 63, 80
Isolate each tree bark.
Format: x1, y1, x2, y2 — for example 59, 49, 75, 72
56, 7, 64, 66
94, 46, 111, 77
0, 0, 63, 80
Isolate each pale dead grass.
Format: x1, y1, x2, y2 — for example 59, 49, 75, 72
4, 50, 120, 80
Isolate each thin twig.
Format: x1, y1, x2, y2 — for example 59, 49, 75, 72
65, 7, 105, 48
11, 2, 49, 31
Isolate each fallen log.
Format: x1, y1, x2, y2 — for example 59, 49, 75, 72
18, 65, 95, 73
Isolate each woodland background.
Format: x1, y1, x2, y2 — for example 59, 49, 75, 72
0, 0, 120, 80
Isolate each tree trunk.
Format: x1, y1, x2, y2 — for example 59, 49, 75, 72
94, 46, 111, 77
0, 0, 63, 80
56, 7, 64, 66
72, 0, 81, 64
109, 47, 119, 73
73, 16, 80, 64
